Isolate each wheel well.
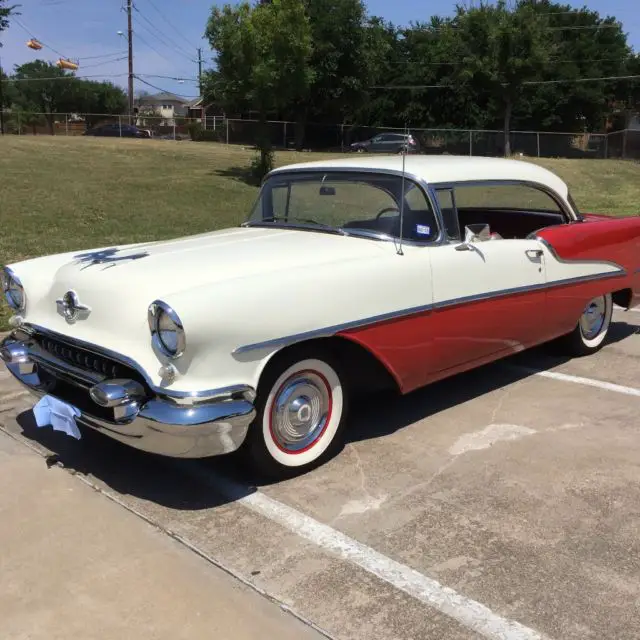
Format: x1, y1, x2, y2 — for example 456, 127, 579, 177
612, 288, 632, 309
258, 337, 399, 396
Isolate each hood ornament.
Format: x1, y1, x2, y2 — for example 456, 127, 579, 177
74, 248, 149, 270
56, 290, 91, 323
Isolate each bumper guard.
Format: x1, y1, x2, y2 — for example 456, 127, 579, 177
0, 331, 256, 458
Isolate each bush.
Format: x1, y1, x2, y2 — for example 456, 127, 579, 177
188, 122, 225, 142
250, 147, 274, 183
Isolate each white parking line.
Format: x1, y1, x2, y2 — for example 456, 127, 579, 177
185, 464, 550, 640
513, 367, 640, 397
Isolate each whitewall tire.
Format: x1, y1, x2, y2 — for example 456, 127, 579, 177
558, 293, 613, 356
245, 351, 348, 479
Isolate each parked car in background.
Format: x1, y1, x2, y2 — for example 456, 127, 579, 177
350, 132, 420, 153
84, 124, 152, 138
2, 156, 639, 479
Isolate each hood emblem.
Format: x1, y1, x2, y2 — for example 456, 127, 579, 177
56, 290, 91, 323
74, 248, 149, 270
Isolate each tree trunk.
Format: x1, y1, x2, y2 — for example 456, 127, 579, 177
294, 107, 306, 151
46, 113, 54, 135
503, 96, 512, 157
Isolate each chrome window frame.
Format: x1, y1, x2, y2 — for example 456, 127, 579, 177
247, 167, 447, 248
428, 178, 582, 241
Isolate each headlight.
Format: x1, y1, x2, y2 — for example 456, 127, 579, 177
1, 268, 26, 312
148, 300, 186, 358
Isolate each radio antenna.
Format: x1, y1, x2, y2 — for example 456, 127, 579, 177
396, 123, 408, 256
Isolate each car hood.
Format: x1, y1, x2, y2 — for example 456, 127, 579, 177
20, 226, 389, 335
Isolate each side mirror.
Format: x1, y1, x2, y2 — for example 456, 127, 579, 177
455, 224, 490, 252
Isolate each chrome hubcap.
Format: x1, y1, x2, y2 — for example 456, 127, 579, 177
580, 296, 607, 340
270, 372, 331, 452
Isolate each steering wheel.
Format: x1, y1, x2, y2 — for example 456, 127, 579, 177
376, 207, 401, 219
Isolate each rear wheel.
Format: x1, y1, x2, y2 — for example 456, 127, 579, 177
555, 293, 613, 356
245, 350, 348, 479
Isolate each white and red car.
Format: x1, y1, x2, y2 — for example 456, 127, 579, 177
2, 156, 639, 478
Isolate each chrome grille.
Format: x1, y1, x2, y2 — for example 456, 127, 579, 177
37, 336, 133, 380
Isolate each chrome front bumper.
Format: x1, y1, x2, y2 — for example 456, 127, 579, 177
0, 330, 256, 458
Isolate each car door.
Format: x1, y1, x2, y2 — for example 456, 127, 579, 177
426, 183, 554, 373
369, 135, 385, 152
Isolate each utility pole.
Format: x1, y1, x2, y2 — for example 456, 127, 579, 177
197, 47, 203, 96
127, 0, 134, 124
0, 54, 5, 135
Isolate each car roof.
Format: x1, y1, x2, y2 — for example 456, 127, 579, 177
269, 155, 569, 199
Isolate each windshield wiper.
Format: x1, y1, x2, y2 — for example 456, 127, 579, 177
245, 217, 345, 235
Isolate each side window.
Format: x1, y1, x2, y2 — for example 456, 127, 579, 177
435, 189, 461, 241
452, 182, 565, 241
453, 183, 562, 213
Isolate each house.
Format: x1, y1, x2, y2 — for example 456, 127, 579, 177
134, 92, 191, 126
186, 97, 226, 128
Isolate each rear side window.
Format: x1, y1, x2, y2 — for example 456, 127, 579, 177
454, 183, 562, 214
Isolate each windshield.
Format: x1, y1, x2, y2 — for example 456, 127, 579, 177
246, 171, 440, 243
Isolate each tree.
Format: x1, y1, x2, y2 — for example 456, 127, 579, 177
0, 0, 17, 38
301, 0, 388, 126
515, 1, 631, 133
71, 79, 127, 126
205, 0, 314, 169
444, 1, 552, 156
11, 61, 127, 132
12, 60, 75, 133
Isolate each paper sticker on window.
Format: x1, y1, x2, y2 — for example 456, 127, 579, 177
416, 224, 431, 236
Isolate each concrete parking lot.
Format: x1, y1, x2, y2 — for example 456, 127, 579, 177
1, 307, 639, 640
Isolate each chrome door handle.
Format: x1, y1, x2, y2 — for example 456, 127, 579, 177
525, 249, 544, 258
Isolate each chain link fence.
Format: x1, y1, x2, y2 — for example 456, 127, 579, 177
1, 110, 638, 160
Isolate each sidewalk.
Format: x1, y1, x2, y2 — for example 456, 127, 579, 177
0, 430, 324, 640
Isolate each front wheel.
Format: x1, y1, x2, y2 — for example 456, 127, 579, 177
555, 293, 613, 356
244, 350, 348, 479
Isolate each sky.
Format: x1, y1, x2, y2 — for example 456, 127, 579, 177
0, 0, 638, 99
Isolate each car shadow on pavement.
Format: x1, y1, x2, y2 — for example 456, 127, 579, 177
345, 319, 638, 445
11, 319, 639, 498
14, 409, 255, 511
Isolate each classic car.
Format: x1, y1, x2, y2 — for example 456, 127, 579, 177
2, 156, 639, 478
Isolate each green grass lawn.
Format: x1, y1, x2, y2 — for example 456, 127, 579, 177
1, 135, 638, 328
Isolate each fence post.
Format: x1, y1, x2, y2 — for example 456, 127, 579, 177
283, 121, 287, 149
341, 124, 345, 153
226, 118, 229, 145
118, 115, 122, 137
469, 130, 472, 156
622, 128, 628, 159
65, 114, 68, 136
604, 133, 609, 159
173, 120, 176, 141
536, 132, 540, 158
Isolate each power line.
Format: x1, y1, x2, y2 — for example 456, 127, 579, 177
139, 0, 196, 51
133, 5, 196, 62
9, 74, 129, 82
134, 75, 199, 98
12, 17, 69, 59
133, 30, 181, 66
523, 74, 640, 85
81, 56, 129, 70
386, 56, 633, 66
371, 74, 640, 90
137, 73, 198, 83
80, 51, 128, 61
412, 22, 622, 33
